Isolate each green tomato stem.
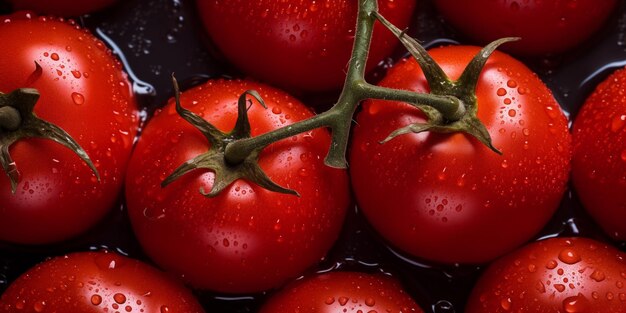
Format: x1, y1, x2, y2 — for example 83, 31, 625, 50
223, 0, 466, 168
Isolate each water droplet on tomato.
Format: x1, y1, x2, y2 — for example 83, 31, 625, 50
325, 297, 335, 305
497, 88, 507, 96
500, 298, 512, 311
612, 115, 626, 132
563, 294, 589, 312
33, 301, 45, 312
160, 305, 169, 313
338, 297, 349, 306
554, 284, 566, 292
91, 295, 102, 305
508, 109, 517, 117
590, 270, 606, 282
114, 293, 126, 304
546, 260, 558, 269
558, 248, 581, 264
507, 80, 518, 88
50, 53, 59, 61
71, 92, 85, 105
365, 298, 376, 307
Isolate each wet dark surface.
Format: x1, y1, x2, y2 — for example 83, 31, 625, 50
1, 0, 626, 312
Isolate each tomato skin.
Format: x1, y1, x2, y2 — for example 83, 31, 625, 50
8, 0, 120, 16
572, 67, 626, 241
349, 46, 571, 264
466, 237, 626, 313
0, 251, 205, 313
196, 0, 416, 93
0, 15, 138, 244
125, 79, 350, 293
434, 0, 618, 56
259, 271, 424, 313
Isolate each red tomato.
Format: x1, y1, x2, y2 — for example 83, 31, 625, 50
349, 46, 571, 264
466, 237, 626, 312
125, 79, 350, 293
434, 0, 618, 56
196, 0, 416, 93
0, 14, 138, 244
8, 0, 120, 16
259, 271, 424, 313
0, 251, 204, 312
572, 67, 626, 241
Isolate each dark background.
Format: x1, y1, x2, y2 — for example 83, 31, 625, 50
1, 0, 625, 312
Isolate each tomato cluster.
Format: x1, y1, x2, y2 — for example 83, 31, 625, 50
1, 0, 625, 312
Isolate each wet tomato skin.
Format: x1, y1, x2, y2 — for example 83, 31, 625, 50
196, 0, 416, 93
0, 15, 138, 244
349, 46, 571, 264
434, 0, 618, 56
8, 0, 121, 16
259, 271, 424, 313
0, 251, 204, 313
466, 237, 626, 313
125, 79, 350, 293
572, 67, 626, 241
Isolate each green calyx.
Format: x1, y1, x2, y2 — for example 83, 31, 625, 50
161, 76, 299, 197
0, 88, 100, 194
373, 11, 519, 153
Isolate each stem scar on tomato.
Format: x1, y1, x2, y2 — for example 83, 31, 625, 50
161, 75, 299, 197
0, 88, 100, 193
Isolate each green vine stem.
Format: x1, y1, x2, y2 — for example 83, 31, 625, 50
224, 0, 466, 168
168, 0, 512, 196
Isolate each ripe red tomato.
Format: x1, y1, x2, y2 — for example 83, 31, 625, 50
125, 79, 350, 293
0, 251, 204, 312
0, 14, 138, 244
259, 271, 424, 313
434, 0, 618, 56
349, 45, 571, 264
196, 0, 416, 93
466, 237, 626, 312
7, 0, 120, 16
572, 67, 626, 241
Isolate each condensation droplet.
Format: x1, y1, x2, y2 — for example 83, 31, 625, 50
558, 248, 581, 264
91, 294, 102, 305
71, 92, 85, 105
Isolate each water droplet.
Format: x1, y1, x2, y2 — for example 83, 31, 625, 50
546, 260, 558, 269
611, 115, 626, 132
507, 80, 518, 88
563, 294, 589, 313
500, 298, 512, 311
497, 88, 507, 96
160, 305, 169, 313
559, 248, 581, 264
554, 284, 566, 292
325, 297, 335, 305
50, 53, 59, 61
33, 301, 45, 312
71, 92, 85, 105
508, 109, 517, 117
590, 270, 606, 282
365, 298, 376, 307
338, 297, 349, 306
501, 160, 509, 168
528, 264, 537, 272
91, 295, 102, 305
71, 70, 81, 78
271, 107, 282, 114
114, 293, 126, 304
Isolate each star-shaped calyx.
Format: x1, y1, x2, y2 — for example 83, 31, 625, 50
374, 12, 519, 153
161, 76, 298, 197
0, 88, 99, 193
